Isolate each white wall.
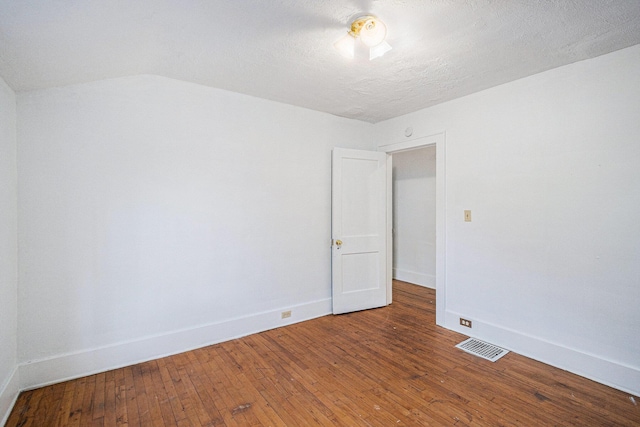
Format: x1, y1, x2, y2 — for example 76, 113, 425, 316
392, 146, 436, 287
376, 44, 640, 395
16, 75, 374, 388
0, 76, 19, 425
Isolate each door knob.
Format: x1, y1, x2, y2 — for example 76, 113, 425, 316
335, 239, 343, 248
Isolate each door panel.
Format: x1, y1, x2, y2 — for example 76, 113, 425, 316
342, 252, 379, 293
332, 148, 390, 314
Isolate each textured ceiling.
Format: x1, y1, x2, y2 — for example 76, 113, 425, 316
1, 1, 639, 123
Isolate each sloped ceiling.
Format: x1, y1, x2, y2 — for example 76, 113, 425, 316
1, 1, 639, 123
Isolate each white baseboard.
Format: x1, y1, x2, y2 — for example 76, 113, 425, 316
445, 310, 640, 397
0, 366, 20, 427
393, 268, 435, 289
19, 298, 332, 391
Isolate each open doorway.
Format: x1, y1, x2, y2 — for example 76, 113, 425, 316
379, 132, 445, 325
392, 146, 437, 289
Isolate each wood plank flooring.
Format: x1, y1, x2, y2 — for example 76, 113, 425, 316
6, 281, 640, 426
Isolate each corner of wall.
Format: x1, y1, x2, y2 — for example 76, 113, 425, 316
0, 367, 20, 426
0, 73, 19, 427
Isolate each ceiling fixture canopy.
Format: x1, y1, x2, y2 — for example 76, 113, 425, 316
334, 15, 392, 60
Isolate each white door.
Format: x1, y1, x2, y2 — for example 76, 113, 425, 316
332, 148, 391, 314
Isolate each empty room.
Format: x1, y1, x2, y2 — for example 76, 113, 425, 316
1, 1, 639, 426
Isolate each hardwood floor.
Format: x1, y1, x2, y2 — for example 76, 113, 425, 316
7, 280, 640, 426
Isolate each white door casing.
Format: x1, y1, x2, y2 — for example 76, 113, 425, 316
331, 148, 391, 314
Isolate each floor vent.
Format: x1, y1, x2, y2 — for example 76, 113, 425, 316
456, 338, 509, 362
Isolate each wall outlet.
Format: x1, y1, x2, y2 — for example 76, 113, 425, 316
281, 310, 292, 319
460, 318, 472, 328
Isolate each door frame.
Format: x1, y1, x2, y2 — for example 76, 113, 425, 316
379, 132, 446, 326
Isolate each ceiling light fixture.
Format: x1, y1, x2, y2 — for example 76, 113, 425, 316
334, 15, 392, 60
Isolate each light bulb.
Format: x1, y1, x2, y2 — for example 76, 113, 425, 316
360, 18, 387, 47
369, 40, 392, 60
334, 33, 356, 59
